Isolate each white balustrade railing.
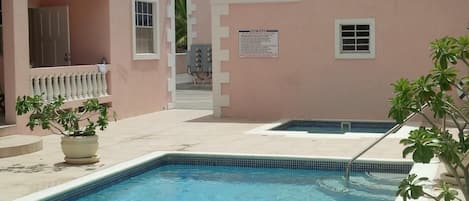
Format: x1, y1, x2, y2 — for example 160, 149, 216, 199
30, 65, 109, 102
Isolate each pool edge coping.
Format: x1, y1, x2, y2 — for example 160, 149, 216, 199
14, 151, 438, 201
246, 120, 421, 139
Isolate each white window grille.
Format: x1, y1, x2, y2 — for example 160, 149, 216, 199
335, 18, 375, 59
132, 0, 160, 60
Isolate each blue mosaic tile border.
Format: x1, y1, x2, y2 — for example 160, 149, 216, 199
163, 155, 412, 173
47, 158, 167, 201
45, 154, 412, 201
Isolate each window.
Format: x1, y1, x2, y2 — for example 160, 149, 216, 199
335, 18, 375, 59
132, 0, 159, 60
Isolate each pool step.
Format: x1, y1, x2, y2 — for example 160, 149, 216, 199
366, 172, 405, 185
317, 177, 397, 200
0, 135, 43, 158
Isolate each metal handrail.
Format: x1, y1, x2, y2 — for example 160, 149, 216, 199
344, 105, 427, 181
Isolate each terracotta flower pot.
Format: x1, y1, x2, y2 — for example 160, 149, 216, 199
61, 135, 99, 164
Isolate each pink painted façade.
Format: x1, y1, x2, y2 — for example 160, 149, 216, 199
0, 0, 174, 136
213, 0, 469, 121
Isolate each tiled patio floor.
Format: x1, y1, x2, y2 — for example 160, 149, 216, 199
0, 109, 410, 201
175, 83, 212, 110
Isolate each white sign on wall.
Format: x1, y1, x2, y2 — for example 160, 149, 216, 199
239, 29, 279, 58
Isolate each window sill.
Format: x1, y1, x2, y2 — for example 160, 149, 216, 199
335, 53, 375, 60
133, 53, 160, 61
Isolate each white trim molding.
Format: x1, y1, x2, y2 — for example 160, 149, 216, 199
210, 0, 301, 117
166, 0, 176, 108
335, 18, 376, 59
132, 0, 161, 60
186, 0, 195, 50
211, 1, 230, 117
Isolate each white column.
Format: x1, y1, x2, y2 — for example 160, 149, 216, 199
33, 77, 41, 96
82, 74, 89, 98
53, 75, 60, 99
30, 78, 34, 96
47, 76, 54, 101
91, 73, 98, 97
87, 73, 93, 98
70, 74, 77, 100
65, 74, 72, 100
76, 73, 83, 99
102, 72, 108, 96
40, 76, 47, 100
59, 74, 66, 99
96, 72, 103, 96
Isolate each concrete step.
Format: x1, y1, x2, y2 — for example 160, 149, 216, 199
0, 124, 16, 137
0, 135, 43, 158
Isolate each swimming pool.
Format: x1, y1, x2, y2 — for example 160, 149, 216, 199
77, 165, 404, 201
271, 120, 396, 134
18, 153, 414, 201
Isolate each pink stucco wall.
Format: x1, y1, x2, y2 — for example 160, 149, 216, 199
108, 0, 170, 119
3, 0, 31, 127
1, 0, 171, 136
220, 0, 469, 121
191, 0, 211, 45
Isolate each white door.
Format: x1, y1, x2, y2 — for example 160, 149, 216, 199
30, 6, 71, 67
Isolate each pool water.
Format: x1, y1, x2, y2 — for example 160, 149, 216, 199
272, 120, 396, 134
76, 165, 404, 201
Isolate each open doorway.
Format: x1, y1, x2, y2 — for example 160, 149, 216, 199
27, 0, 111, 68
29, 6, 71, 68
29, 6, 71, 67
174, 0, 212, 110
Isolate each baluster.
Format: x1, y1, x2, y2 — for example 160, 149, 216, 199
91, 73, 98, 97
87, 73, 93, 98
31, 77, 35, 96
77, 73, 83, 99
40, 76, 47, 100
53, 75, 60, 99
30, 78, 34, 96
65, 74, 72, 100
59, 74, 66, 99
82, 73, 89, 98
71, 74, 77, 100
46, 76, 53, 101
102, 72, 108, 96
33, 77, 41, 96
96, 72, 103, 97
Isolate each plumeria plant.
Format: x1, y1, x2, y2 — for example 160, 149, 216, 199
389, 36, 469, 201
16, 95, 110, 136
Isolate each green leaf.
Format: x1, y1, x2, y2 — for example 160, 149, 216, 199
402, 146, 416, 158
15, 95, 112, 136
412, 144, 434, 163
400, 128, 438, 163
397, 174, 429, 201
432, 65, 458, 91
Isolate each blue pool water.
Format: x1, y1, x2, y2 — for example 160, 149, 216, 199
76, 165, 404, 201
272, 120, 396, 134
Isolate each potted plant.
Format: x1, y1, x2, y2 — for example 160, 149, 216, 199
16, 95, 111, 164
389, 36, 469, 200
